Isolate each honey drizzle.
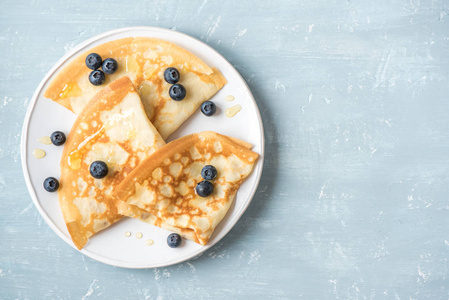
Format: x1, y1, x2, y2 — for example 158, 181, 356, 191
59, 82, 82, 99
67, 126, 105, 170
225, 105, 242, 118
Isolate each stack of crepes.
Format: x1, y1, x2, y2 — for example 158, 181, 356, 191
44, 37, 259, 249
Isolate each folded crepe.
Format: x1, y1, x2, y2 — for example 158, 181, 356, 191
114, 131, 259, 245
59, 76, 166, 249
44, 37, 227, 139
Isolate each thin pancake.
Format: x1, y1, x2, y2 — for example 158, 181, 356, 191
114, 131, 258, 245
59, 76, 166, 249
44, 37, 227, 139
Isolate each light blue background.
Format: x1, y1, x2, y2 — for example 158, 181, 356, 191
1, 0, 449, 299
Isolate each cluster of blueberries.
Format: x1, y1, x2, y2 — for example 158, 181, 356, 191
196, 165, 217, 197
164, 67, 217, 116
164, 67, 186, 101
86, 53, 118, 86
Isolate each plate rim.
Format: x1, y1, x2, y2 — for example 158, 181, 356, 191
21, 26, 265, 269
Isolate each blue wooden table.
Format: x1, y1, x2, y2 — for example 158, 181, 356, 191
1, 1, 449, 298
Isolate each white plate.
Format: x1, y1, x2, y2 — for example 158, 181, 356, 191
21, 27, 264, 269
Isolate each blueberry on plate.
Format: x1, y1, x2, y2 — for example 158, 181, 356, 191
196, 180, 214, 197
201, 101, 216, 116
50, 131, 66, 146
89, 70, 106, 86
85, 53, 102, 70
201, 165, 217, 180
164, 67, 180, 84
167, 233, 182, 248
44, 177, 59, 192
169, 84, 186, 101
102, 58, 118, 74
90, 161, 108, 179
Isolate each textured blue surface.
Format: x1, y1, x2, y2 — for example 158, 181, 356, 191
1, 0, 449, 298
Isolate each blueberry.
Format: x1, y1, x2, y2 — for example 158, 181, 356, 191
44, 177, 59, 192
89, 161, 108, 179
167, 233, 182, 248
201, 165, 217, 180
169, 84, 186, 101
195, 180, 214, 197
164, 67, 180, 84
201, 101, 216, 116
85, 53, 102, 70
50, 131, 66, 146
89, 70, 105, 86
102, 58, 118, 75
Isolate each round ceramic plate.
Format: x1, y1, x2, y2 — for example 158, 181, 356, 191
21, 27, 264, 268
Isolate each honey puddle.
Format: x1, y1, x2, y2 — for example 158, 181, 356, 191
225, 105, 242, 118
38, 136, 52, 145
33, 149, 46, 159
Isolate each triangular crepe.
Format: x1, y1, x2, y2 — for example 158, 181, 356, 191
114, 131, 259, 245
59, 76, 166, 249
44, 37, 227, 139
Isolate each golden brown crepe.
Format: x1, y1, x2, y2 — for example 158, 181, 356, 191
44, 37, 227, 139
59, 76, 166, 249
114, 131, 259, 245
